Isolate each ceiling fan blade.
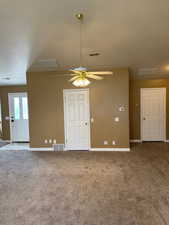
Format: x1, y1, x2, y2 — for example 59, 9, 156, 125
70, 70, 81, 75
89, 71, 113, 75
86, 74, 103, 80
69, 76, 80, 82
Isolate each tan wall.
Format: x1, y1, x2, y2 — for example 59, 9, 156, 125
0, 86, 27, 140
130, 78, 169, 140
1, 76, 168, 144
27, 69, 129, 148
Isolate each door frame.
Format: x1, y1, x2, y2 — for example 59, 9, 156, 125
63, 88, 91, 150
140, 88, 166, 142
8, 92, 29, 142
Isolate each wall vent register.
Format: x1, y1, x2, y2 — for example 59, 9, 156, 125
53, 144, 64, 151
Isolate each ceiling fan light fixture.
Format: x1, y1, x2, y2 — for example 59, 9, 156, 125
73, 78, 90, 87
69, 13, 110, 86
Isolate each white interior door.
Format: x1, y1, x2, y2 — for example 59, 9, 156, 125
8, 93, 29, 142
64, 89, 90, 150
141, 88, 166, 141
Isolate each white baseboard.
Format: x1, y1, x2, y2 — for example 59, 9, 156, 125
64, 148, 89, 151
30, 148, 53, 151
29, 148, 130, 152
131, 139, 169, 143
130, 139, 142, 143
30, 147, 130, 152
90, 148, 130, 152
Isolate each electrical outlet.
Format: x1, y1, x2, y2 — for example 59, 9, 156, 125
104, 141, 108, 145
49, 139, 52, 144
53, 139, 57, 144
44, 139, 48, 144
112, 140, 116, 145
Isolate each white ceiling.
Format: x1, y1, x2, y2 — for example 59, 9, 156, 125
1, 0, 169, 85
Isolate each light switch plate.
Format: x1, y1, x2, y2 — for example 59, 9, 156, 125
114, 117, 120, 122
118, 106, 125, 112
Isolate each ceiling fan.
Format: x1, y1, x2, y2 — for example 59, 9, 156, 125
69, 13, 113, 87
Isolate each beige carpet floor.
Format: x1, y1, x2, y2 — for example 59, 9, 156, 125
0, 142, 169, 225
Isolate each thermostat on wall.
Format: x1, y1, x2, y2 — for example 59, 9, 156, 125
118, 105, 126, 112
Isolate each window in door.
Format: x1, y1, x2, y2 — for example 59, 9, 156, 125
14, 97, 20, 120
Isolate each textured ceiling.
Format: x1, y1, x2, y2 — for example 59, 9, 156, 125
0, 0, 169, 85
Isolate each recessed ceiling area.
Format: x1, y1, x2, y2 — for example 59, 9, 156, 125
0, 0, 169, 85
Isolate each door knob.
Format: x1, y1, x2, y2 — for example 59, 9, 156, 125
143, 117, 146, 120
85, 122, 88, 125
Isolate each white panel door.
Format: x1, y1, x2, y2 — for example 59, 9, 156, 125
64, 89, 90, 150
141, 88, 166, 141
8, 93, 29, 142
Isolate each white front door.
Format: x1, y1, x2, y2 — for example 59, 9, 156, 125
141, 88, 166, 141
8, 93, 29, 142
63, 89, 90, 150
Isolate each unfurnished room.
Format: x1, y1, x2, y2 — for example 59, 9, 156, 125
0, 0, 169, 224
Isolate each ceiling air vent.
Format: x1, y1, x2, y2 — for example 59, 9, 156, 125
30, 59, 58, 71
89, 53, 100, 56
